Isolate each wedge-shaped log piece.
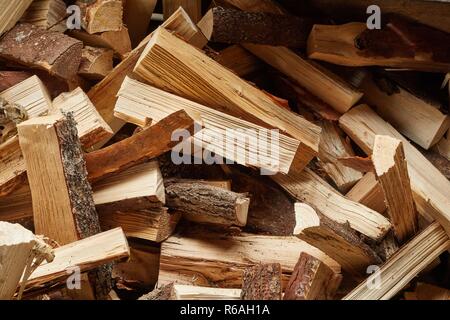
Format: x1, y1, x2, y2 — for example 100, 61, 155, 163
85, 110, 196, 183
52, 87, 113, 148
115, 77, 299, 174
198, 6, 311, 48
76, 0, 123, 34
372, 135, 418, 243
339, 105, 450, 235
0, 0, 33, 36
165, 179, 249, 227
307, 21, 450, 73
293, 203, 382, 277
159, 227, 341, 288
134, 27, 321, 172
0, 24, 82, 80
346, 172, 386, 214
273, 169, 391, 241
241, 263, 282, 300
284, 252, 342, 300
25, 228, 130, 293
344, 222, 450, 300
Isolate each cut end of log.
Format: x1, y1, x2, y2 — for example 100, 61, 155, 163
372, 135, 403, 176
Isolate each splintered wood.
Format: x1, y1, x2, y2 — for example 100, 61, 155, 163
0, 0, 449, 302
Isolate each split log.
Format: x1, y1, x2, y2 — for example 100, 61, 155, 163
307, 20, 450, 73
163, 0, 202, 23
51, 87, 113, 148
346, 172, 386, 214
338, 156, 374, 174
123, 0, 157, 47
165, 179, 249, 227
214, 45, 262, 77
272, 168, 391, 241
20, 0, 67, 31
85, 110, 196, 183
0, 222, 54, 300
198, 6, 311, 48
317, 120, 363, 193
293, 203, 382, 277
115, 76, 300, 174
339, 104, 450, 235
24, 228, 130, 293
0, 0, 33, 36
141, 284, 242, 300
0, 23, 83, 80
372, 135, 418, 243
344, 222, 450, 300
79, 46, 114, 80
134, 27, 321, 173
87, 7, 207, 145
284, 252, 342, 300
76, 0, 123, 34
357, 72, 450, 150
68, 28, 132, 60
241, 263, 282, 300
159, 227, 341, 288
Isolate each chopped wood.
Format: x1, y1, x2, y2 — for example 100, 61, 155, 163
159, 227, 341, 288
51, 87, 113, 148
134, 27, 321, 173
434, 130, 450, 161
198, 6, 311, 48
338, 156, 374, 174
293, 203, 382, 277
76, 0, 123, 34
339, 104, 450, 235
0, 0, 33, 36
20, 0, 67, 31
307, 20, 450, 73
0, 71, 32, 92
165, 178, 249, 227
372, 135, 418, 243
163, 0, 202, 23
85, 110, 196, 183
115, 76, 300, 174
344, 222, 450, 300
123, 0, 157, 47
68, 27, 132, 60
317, 120, 363, 193
79, 46, 114, 80
273, 168, 391, 241
24, 228, 130, 293
214, 45, 262, 77
346, 172, 386, 214
0, 23, 83, 81
144, 284, 242, 300
284, 252, 342, 300
241, 263, 282, 300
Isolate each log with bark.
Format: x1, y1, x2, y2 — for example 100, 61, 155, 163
240, 263, 282, 300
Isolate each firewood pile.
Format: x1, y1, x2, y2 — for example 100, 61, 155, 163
1, 0, 450, 301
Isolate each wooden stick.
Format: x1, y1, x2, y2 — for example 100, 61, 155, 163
78, 46, 114, 81
145, 284, 242, 300
163, 0, 202, 23
0, 0, 33, 36
85, 110, 196, 183
0, 23, 83, 80
343, 222, 450, 300
272, 168, 391, 241
339, 104, 450, 235
165, 178, 249, 227
346, 172, 386, 214
241, 263, 282, 300
307, 20, 450, 73
134, 27, 321, 173
284, 252, 342, 300
76, 0, 123, 34
198, 6, 311, 48
293, 203, 382, 277
372, 135, 418, 243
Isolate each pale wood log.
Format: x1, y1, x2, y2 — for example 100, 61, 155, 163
372, 135, 418, 243
272, 168, 391, 241
134, 27, 321, 173
163, 0, 202, 23
214, 45, 262, 77
293, 203, 382, 277
76, 0, 123, 34
317, 120, 363, 193
78, 46, 114, 80
338, 156, 374, 174
20, 0, 67, 31
346, 172, 386, 214
123, 0, 157, 47
343, 222, 450, 300
0, 0, 33, 36
339, 104, 450, 235
170, 285, 242, 300
0, 23, 83, 81
241, 263, 282, 300
115, 76, 299, 174
284, 252, 342, 300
